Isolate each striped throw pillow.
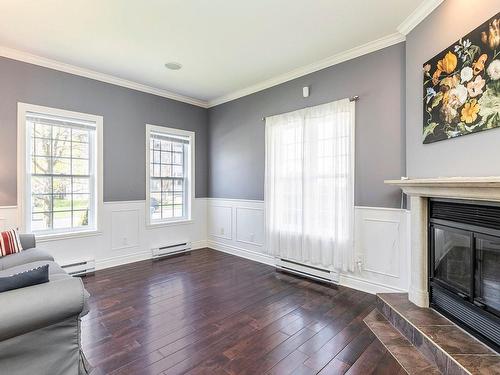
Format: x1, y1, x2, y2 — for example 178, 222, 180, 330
0, 229, 23, 257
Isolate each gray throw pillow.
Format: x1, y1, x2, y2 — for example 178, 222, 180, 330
0, 264, 49, 293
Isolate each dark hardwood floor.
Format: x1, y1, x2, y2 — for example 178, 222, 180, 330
81, 248, 405, 375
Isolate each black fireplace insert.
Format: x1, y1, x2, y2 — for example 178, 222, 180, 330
429, 198, 500, 352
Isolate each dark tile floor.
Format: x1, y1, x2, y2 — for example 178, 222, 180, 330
377, 293, 500, 375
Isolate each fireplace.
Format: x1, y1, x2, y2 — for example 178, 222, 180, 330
429, 198, 500, 351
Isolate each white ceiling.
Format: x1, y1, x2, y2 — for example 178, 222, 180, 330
0, 0, 434, 107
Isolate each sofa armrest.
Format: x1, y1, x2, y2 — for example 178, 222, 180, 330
0, 277, 87, 341
19, 233, 36, 250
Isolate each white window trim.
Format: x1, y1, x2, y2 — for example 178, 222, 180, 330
17, 102, 104, 240
145, 124, 195, 228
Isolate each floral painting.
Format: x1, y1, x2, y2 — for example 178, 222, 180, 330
423, 12, 500, 144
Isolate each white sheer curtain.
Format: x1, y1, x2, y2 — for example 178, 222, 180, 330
265, 98, 355, 272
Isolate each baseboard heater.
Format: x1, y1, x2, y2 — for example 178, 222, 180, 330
60, 258, 96, 276
275, 258, 339, 284
152, 241, 191, 259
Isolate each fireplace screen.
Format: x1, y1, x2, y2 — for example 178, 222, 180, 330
429, 199, 500, 350
475, 236, 500, 315
433, 226, 472, 295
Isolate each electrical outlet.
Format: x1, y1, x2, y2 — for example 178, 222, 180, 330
250, 233, 255, 242
220, 228, 224, 235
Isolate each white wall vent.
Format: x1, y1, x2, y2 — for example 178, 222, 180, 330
60, 258, 96, 276
276, 258, 339, 284
152, 241, 191, 259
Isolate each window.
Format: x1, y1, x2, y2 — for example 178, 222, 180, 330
146, 125, 194, 225
265, 98, 355, 271
18, 103, 103, 238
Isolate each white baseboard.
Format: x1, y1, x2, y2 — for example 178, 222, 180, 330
96, 242, 207, 271
339, 273, 407, 295
207, 240, 274, 266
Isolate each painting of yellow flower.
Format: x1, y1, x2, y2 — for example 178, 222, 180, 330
423, 11, 500, 143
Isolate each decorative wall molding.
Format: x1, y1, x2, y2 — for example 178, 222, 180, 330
0, 45, 208, 108
206, 198, 411, 295
397, 0, 444, 36
207, 33, 405, 107
0, 198, 208, 271
1, 197, 410, 296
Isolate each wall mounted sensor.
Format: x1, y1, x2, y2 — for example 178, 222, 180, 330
303, 86, 309, 98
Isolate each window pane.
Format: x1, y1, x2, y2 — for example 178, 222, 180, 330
34, 123, 51, 138
173, 152, 183, 165
72, 142, 89, 159
162, 179, 173, 192
172, 165, 183, 177
161, 151, 171, 164
54, 194, 71, 212
32, 194, 52, 213
53, 158, 71, 175
53, 211, 71, 229
33, 138, 51, 157
172, 142, 183, 152
53, 177, 71, 194
72, 159, 89, 175
153, 164, 161, 177
73, 210, 89, 227
173, 193, 183, 205
153, 150, 161, 163
32, 156, 51, 174
53, 126, 71, 140
173, 180, 183, 191
32, 176, 51, 194
160, 165, 171, 177
151, 193, 161, 208
173, 205, 183, 217
161, 140, 171, 151
32, 212, 51, 231
73, 178, 89, 193
162, 193, 173, 205
73, 194, 90, 210
72, 129, 89, 143
162, 205, 173, 218
150, 179, 161, 192
52, 140, 71, 157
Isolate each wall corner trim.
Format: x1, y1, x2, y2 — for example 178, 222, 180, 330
397, 0, 444, 36
0, 45, 209, 108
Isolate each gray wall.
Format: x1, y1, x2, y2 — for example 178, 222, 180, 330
0, 57, 208, 205
406, 1, 500, 178
208, 43, 406, 208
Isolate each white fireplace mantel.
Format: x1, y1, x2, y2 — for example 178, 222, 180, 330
385, 177, 500, 307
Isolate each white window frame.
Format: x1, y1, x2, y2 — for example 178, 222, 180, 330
17, 102, 104, 241
145, 124, 195, 227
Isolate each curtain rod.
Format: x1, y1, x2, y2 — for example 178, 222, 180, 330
261, 95, 359, 121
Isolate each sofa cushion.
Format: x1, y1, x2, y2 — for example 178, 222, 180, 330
0, 229, 23, 257
0, 264, 49, 293
0, 261, 66, 280
0, 248, 54, 271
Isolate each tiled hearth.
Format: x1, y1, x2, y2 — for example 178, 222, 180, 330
366, 293, 500, 374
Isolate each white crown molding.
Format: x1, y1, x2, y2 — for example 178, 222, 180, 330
397, 0, 444, 36
207, 32, 405, 108
0, 45, 209, 108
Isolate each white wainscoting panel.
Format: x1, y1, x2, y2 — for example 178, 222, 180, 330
0, 199, 207, 270
207, 199, 410, 294
208, 205, 232, 240
236, 207, 264, 246
111, 209, 140, 251
340, 206, 410, 293
207, 198, 272, 264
